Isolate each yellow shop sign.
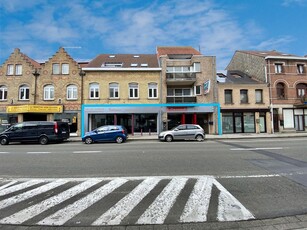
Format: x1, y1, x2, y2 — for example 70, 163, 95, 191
6, 105, 63, 113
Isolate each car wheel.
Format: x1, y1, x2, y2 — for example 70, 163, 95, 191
115, 136, 123, 143
165, 135, 173, 142
0, 137, 9, 145
195, 134, 204, 142
39, 136, 49, 145
84, 137, 93, 144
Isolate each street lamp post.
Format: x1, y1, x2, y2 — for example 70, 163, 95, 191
32, 69, 40, 104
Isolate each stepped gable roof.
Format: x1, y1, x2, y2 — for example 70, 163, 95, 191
156, 46, 201, 56
86, 54, 159, 68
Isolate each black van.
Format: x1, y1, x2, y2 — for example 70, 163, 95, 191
0, 121, 70, 145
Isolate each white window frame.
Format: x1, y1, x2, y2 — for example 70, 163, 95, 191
67, 85, 77, 100
109, 83, 119, 99
43, 85, 55, 100
7, 64, 14, 75
129, 83, 139, 99
15, 64, 22, 75
255, 89, 263, 103
0, 86, 8, 100
274, 63, 283, 74
89, 83, 99, 99
19, 85, 30, 100
52, 63, 60, 74
194, 85, 201, 95
148, 83, 158, 99
297, 64, 304, 74
62, 64, 69, 74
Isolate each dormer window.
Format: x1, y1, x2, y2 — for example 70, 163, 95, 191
141, 63, 148, 67
131, 63, 138, 67
103, 62, 123, 68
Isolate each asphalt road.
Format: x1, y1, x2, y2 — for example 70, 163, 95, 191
0, 137, 306, 227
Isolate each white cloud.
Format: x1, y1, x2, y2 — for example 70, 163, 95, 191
282, 0, 307, 6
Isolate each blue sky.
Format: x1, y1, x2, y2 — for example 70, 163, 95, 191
0, 0, 306, 70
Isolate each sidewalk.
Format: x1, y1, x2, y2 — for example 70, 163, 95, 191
69, 132, 307, 142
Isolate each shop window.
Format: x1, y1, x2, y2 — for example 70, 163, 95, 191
43, 85, 54, 100
19, 85, 29, 100
224, 90, 233, 104
67, 85, 77, 100
240, 89, 248, 103
0, 86, 8, 100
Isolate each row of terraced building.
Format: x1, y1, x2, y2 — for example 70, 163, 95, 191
0, 47, 306, 136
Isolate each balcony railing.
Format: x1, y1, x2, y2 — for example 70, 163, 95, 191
166, 96, 197, 103
166, 72, 196, 85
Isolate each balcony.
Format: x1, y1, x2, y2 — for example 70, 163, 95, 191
166, 96, 197, 103
166, 72, 196, 86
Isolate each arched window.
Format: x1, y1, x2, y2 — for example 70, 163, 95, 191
89, 83, 99, 99
296, 83, 307, 97
19, 84, 30, 100
109, 83, 119, 98
276, 83, 286, 99
148, 83, 158, 98
0, 85, 8, 100
43, 84, 54, 100
129, 82, 139, 99
67, 84, 78, 100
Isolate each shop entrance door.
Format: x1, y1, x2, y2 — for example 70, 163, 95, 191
295, 115, 304, 131
117, 114, 132, 133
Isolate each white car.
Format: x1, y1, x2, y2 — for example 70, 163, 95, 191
158, 124, 205, 142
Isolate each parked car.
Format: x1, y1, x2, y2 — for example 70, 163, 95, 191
82, 125, 128, 144
0, 121, 70, 145
158, 124, 205, 142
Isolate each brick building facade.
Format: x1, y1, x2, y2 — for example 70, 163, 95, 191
227, 50, 307, 132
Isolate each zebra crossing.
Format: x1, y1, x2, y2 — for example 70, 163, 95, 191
0, 176, 255, 226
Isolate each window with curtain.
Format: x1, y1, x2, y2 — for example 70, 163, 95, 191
240, 89, 248, 103
255, 89, 263, 103
44, 85, 54, 100
0, 86, 8, 100
224, 89, 233, 104
62, 64, 69, 74
67, 85, 77, 100
19, 85, 30, 100
109, 83, 119, 98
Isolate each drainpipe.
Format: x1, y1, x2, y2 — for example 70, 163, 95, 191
266, 59, 274, 134
32, 69, 40, 105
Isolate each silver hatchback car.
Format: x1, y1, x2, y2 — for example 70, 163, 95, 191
158, 124, 205, 142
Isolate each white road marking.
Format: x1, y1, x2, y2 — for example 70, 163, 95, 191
0, 179, 68, 210
214, 181, 255, 221
0, 180, 43, 196
38, 178, 128, 226
27, 152, 51, 154
230, 147, 283, 151
180, 177, 213, 222
73, 151, 102, 153
0, 181, 17, 191
0, 152, 9, 154
137, 177, 188, 224
93, 177, 160, 226
0, 179, 101, 224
